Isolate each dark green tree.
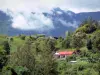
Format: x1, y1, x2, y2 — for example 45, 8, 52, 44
87, 39, 92, 50
72, 32, 87, 49
0, 49, 7, 70
3, 41, 10, 54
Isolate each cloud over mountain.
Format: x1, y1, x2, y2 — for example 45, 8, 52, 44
10, 12, 54, 32
5, 8, 79, 31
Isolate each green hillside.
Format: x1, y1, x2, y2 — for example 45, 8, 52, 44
0, 18, 100, 75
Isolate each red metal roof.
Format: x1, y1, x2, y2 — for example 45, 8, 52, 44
56, 51, 74, 55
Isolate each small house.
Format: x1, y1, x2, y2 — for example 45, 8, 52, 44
54, 51, 74, 59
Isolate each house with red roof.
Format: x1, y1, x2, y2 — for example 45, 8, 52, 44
54, 51, 74, 59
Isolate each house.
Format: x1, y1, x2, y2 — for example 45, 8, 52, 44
54, 51, 74, 59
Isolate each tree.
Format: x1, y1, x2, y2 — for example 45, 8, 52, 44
62, 38, 71, 49
63, 31, 72, 49
87, 39, 92, 50
34, 38, 58, 75
56, 37, 64, 49
3, 41, 10, 54
77, 18, 98, 34
9, 41, 35, 74
19, 34, 26, 40
0, 47, 8, 70
92, 30, 100, 51
0, 40, 10, 70
72, 32, 87, 49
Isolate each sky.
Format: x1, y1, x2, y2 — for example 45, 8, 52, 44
0, 0, 100, 31
0, 0, 100, 13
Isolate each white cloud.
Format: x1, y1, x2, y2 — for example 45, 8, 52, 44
59, 19, 78, 28
56, 11, 63, 15
11, 12, 54, 32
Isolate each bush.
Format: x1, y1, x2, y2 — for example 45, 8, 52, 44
19, 35, 26, 40
72, 32, 87, 49
92, 30, 100, 51
3, 41, 10, 54
87, 39, 92, 50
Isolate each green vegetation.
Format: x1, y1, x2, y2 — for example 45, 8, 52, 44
0, 18, 100, 75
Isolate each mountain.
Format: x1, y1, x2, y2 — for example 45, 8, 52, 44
0, 10, 12, 35
0, 8, 100, 37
